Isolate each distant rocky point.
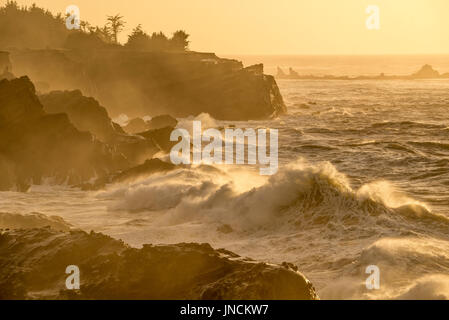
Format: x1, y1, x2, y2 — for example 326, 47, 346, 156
276, 64, 449, 80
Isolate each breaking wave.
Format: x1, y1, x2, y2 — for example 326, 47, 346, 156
98, 157, 448, 232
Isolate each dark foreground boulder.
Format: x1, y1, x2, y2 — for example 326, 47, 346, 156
0, 227, 318, 300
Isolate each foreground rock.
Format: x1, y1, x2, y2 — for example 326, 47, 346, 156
0, 77, 128, 191
0, 228, 318, 300
10, 49, 287, 120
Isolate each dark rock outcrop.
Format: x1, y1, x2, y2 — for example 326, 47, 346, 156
123, 117, 149, 134
138, 126, 177, 152
39, 90, 125, 143
0, 212, 71, 231
0, 76, 128, 191
0, 227, 318, 300
10, 49, 287, 120
412, 64, 440, 79
147, 114, 178, 130
0, 51, 11, 73
112, 158, 175, 183
38, 89, 162, 166
123, 115, 178, 135
277, 64, 448, 80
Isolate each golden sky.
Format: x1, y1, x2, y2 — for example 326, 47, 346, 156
11, 0, 449, 54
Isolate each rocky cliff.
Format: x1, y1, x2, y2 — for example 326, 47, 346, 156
10, 49, 286, 120
0, 227, 318, 300
39, 90, 125, 144
0, 76, 128, 191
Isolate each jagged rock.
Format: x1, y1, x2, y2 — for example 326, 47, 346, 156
123, 117, 149, 134
146, 114, 178, 130
0, 228, 318, 300
0, 76, 128, 191
10, 49, 287, 120
277, 64, 446, 80
123, 115, 178, 145
138, 126, 177, 152
289, 67, 299, 78
277, 67, 286, 78
39, 90, 125, 143
412, 64, 440, 78
112, 158, 175, 183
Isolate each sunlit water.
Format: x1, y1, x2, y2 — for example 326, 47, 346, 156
2, 79, 449, 299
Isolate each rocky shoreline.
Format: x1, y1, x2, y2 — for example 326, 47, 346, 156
0, 215, 318, 300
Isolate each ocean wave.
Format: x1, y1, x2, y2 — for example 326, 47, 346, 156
320, 237, 449, 299
99, 158, 447, 233
394, 275, 449, 300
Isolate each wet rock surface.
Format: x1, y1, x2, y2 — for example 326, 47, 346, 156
0, 227, 318, 300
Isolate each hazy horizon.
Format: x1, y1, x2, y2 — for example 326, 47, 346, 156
9, 0, 449, 55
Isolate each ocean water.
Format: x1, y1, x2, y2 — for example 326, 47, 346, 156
2, 58, 449, 299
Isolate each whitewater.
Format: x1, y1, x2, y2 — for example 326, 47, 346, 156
2, 78, 449, 299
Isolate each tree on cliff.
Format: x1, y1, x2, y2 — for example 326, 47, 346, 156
150, 32, 170, 51
125, 26, 189, 52
0, 0, 70, 49
96, 25, 114, 43
106, 14, 126, 44
171, 30, 190, 51
126, 24, 151, 50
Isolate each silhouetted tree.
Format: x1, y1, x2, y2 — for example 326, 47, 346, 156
80, 20, 92, 33
106, 14, 125, 44
0, 3, 190, 52
170, 30, 189, 51
150, 32, 169, 51
125, 24, 151, 50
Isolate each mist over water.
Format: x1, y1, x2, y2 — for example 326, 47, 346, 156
3, 57, 449, 299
